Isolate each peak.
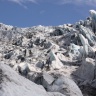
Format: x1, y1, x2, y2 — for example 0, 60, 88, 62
0, 23, 13, 31
90, 10, 96, 15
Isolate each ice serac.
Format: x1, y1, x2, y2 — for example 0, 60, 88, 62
47, 76, 83, 96
49, 51, 64, 69
90, 10, 96, 33
79, 25, 96, 46
73, 58, 95, 81
42, 72, 54, 88
79, 33, 95, 57
79, 34, 89, 56
0, 63, 49, 96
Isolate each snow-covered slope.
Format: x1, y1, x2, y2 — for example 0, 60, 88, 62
0, 63, 49, 96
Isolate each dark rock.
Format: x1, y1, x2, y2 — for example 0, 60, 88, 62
4, 52, 13, 59
36, 61, 44, 69
50, 29, 64, 36
18, 63, 29, 76
25, 32, 33, 39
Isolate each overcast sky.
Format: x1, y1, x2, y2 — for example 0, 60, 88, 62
0, 0, 96, 27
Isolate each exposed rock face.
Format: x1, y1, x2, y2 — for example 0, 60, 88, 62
1, 10, 96, 96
